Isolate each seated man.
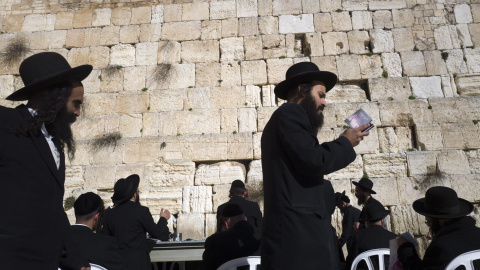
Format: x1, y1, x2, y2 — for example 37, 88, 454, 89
60, 192, 123, 270
201, 204, 260, 270
353, 177, 380, 231
398, 186, 480, 270
102, 174, 171, 270
216, 180, 263, 240
346, 200, 397, 270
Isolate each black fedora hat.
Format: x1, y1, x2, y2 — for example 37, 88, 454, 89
413, 186, 473, 219
334, 190, 347, 204
352, 178, 376, 194
274, 62, 338, 100
6, 52, 93, 101
111, 174, 140, 205
360, 200, 390, 222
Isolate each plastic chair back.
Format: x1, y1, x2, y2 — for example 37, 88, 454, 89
217, 256, 261, 270
445, 250, 480, 270
351, 248, 390, 270
90, 263, 108, 270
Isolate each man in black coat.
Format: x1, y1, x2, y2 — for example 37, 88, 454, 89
102, 174, 171, 270
0, 52, 92, 269
346, 200, 396, 270
201, 204, 260, 270
353, 178, 381, 231
335, 192, 361, 258
261, 62, 371, 270
397, 186, 480, 270
60, 192, 123, 270
216, 180, 263, 240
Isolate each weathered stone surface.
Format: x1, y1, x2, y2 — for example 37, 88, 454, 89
434, 26, 454, 50
336, 54, 361, 81
456, 73, 480, 96
372, 10, 393, 29
326, 84, 368, 103
455, 4, 473, 24
352, 11, 373, 30
369, 0, 406, 10
238, 108, 257, 132
66, 29, 85, 48
134, 42, 157, 66
437, 150, 471, 174
325, 155, 364, 180
222, 18, 239, 38
238, 17, 258, 37
348, 30, 370, 54
381, 52, 402, 77
201, 20, 222, 40
314, 13, 333, 33
92, 8, 111, 27
240, 60, 267, 85
177, 213, 205, 240
122, 66, 146, 91
371, 177, 400, 205
237, 0, 258, 17
55, 12, 74, 30
401, 51, 427, 76
205, 213, 217, 238
392, 28, 415, 52
182, 40, 219, 63
110, 44, 136, 67
359, 54, 383, 79
410, 76, 443, 98
195, 63, 221, 87
266, 58, 292, 84
220, 108, 238, 134
143, 187, 183, 215
397, 175, 452, 206
212, 184, 230, 210
444, 49, 468, 74
182, 3, 209, 21
454, 24, 473, 48
369, 77, 411, 101
450, 174, 480, 202
183, 186, 213, 213
162, 22, 201, 41
363, 153, 407, 178
441, 122, 480, 149
378, 127, 399, 153
220, 38, 244, 61
145, 161, 195, 188
415, 124, 443, 151
406, 151, 437, 176
370, 29, 394, 53
466, 149, 480, 174
262, 34, 286, 58
331, 12, 353, 32
279, 14, 314, 34
464, 48, 480, 73
84, 165, 116, 189
210, 0, 236, 20
273, 0, 302, 15
390, 205, 421, 235
176, 109, 220, 135
257, 107, 277, 132
22, 14, 54, 32
397, 127, 414, 152
119, 113, 142, 138
423, 51, 448, 76
323, 32, 350, 56
392, 9, 414, 28
195, 162, 246, 186
119, 25, 139, 44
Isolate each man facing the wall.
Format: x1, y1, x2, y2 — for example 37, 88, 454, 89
261, 62, 371, 270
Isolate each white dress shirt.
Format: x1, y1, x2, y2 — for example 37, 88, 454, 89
28, 108, 61, 169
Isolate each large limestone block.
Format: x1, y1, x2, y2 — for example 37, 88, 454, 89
434, 26, 454, 50
363, 153, 407, 178
429, 97, 479, 123
201, 20, 222, 40
119, 25, 139, 44
237, 0, 258, 17
423, 51, 448, 76
145, 161, 195, 187
111, 7, 131, 26
392, 28, 414, 52
196, 63, 221, 87
239, 17, 259, 37
406, 151, 437, 176
22, 14, 54, 32
336, 54, 361, 81
136, 42, 158, 66
151, 5, 164, 24
205, 214, 217, 238
359, 55, 383, 79
210, 1, 236, 20
390, 205, 422, 235
119, 114, 142, 138
320, 0, 342, 12
397, 175, 451, 205
241, 60, 267, 85
323, 32, 350, 56
177, 213, 205, 240
182, 40, 219, 63
99, 67, 124, 92
183, 186, 213, 213
392, 9, 414, 28
149, 89, 186, 112
143, 187, 183, 214
253, 132, 262, 159
261, 85, 278, 107
450, 174, 480, 202
437, 150, 471, 174
378, 127, 398, 153
464, 48, 480, 73
368, 1, 406, 10
220, 38, 244, 61
455, 4, 473, 24
66, 29, 85, 48
262, 35, 286, 58
348, 30, 370, 54
259, 16, 279, 35
370, 177, 400, 205
116, 92, 148, 114
110, 44, 136, 67
326, 84, 368, 103
163, 4, 182, 23
331, 12, 353, 32
266, 58, 293, 84
368, 77, 411, 101
140, 24, 162, 43
401, 51, 427, 76
176, 109, 221, 135
92, 8, 111, 27
325, 155, 364, 180
415, 124, 444, 151
273, 0, 302, 15
444, 49, 468, 75
456, 73, 480, 96
195, 161, 246, 186
84, 165, 116, 189
212, 184, 231, 210
314, 13, 333, 33
352, 11, 373, 30
257, 107, 277, 131
238, 108, 258, 133
55, 12, 74, 30
0, 75, 14, 99
123, 66, 146, 91
381, 53, 402, 77
466, 149, 480, 173
441, 122, 480, 149
157, 112, 179, 136
148, 64, 196, 90
99, 26, 120, 47
410, 76, 443, 98
73, 9, 92, 29
227, 132, 254, 160
370, 29, 394, 53
182, 3, 209, 21
247, 159, 263, 184
327, 102, 381, 128
158, 41, 181, 64
441, 74, 457, 98
209, 86, 247, 109
372, 10, 393, 29
221, 108, 238, 134
162, 22, 201, 41
222, 18, 239, 38
305, 33, 325, 56
335, 126, 379, 154
244, 36, 263, 60
279, 14, 314, 34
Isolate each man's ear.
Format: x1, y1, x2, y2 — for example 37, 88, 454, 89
224, 220, 230, 230
93, 212, 100, 222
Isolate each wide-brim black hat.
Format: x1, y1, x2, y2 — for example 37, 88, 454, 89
412, 186, 473, 219
6, 52, 93, 101
335, 191, 346, 204
274, 62, 338, 100
111, 174, 140, 205
353, 178, 376, 194
360, 200, 390, 222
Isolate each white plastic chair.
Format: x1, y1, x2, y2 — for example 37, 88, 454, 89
90, 263, 107, 270
445, 250, 480, 270
217, 256, 261, 270
351, 248, 390, 270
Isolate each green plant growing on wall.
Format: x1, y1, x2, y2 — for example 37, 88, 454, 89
441, 52, 449, 60
0, 35, 30, 67
142, 87, 148, 92
382, 70, 388, 78
91, 132, 122, 152
335, 9, 343, 12
64, 196, 76, 211
409, 95, 416, 100
366, 52, 373, 57
103, 65, 123, 77
474, 120, 480, 125
362, 173, 369, 178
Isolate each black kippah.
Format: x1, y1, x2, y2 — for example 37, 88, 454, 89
74, 192, 103, 216
230, 180, 245, 189
222, 203, 244, 218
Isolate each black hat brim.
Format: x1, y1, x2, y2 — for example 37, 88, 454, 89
6, 64, 93, 101
274, 71, 338, 100
335, 190, 346, 204
352, 181, 377, 194
412, 197, 474, 219
112, 175, 140, 205
359, 209, 390, 222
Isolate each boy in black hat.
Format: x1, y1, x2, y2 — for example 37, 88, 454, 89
335, 192, 361, 254
346, 201, 397, 270
60, 192, 123, 270
397, 186, 480, 270
102, 175, 171, 270
0, 52, 92, 269
200, 204, 260, 270
216, 180, 263, 240
353, 177, 382, 231
261, 61, 371, 270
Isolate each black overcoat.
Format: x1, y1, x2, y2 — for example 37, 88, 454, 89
261, 103, 356, 270
398, 216, 480, 270
216, 196, 263, 239
60, 225, 123, 270
340, 205, 361, 249
102, 201, 170, 270
358, 197, 382, 229
0, 105, 71, 269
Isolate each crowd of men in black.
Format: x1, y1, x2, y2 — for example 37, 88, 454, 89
2, 52, 480, 270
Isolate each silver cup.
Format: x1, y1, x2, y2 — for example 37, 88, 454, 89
171, 233, 182, 241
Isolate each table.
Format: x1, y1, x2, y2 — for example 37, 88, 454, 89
150, 240, 205, 262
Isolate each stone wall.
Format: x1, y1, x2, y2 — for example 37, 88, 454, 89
1, 0, 480, 254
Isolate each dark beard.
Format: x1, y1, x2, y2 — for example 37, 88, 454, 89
299, 92, 324, 132
45, 107, 76, 160
357, 193, 367, 205
135, 193, 141, 206
429, 219, 442, 237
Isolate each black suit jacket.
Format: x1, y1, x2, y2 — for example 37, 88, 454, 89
346, 225, 397, 270
102, 201, 170, 270
60, 225, 123, 270
200, 220, 260, 270
216, 196, 263, 239
358, 197, 382, 229
340, 205, 361, 250
261, 103, 356, 270
0, 105, 73, 269
398, 216, 480, 270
